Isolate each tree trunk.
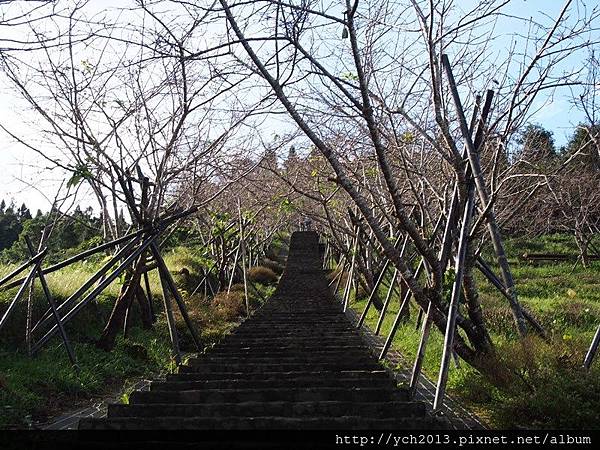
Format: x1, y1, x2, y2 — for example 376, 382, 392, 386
575, 231, 590, 268
96, 267, 142, 351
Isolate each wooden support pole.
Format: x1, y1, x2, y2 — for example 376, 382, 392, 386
329, 254, 346, 288
0, 260, 40, 333
409, 88, 492, 400
343, 228, 359, 312
156, 259, 182, 365
238, 200, 250, 318
443, 54, 527, 337
0, 251, 46, 289
433, 174, 476, 412
375, 268, 398, 335
333, 257, 347, 293
475, 257, 546, 338
143, 270, 156, 322
227, 239, 242, 294
357, 258, 390, 328
31, 235, 144, 335
31, 233, 159, 354
24, 236, 78, 369
379, 215, 444, 361
378, 279, 414, 360
150, 242, 203, 352
409, 302, 432, 398
0, 231, 143, 291
415, 307, 424, 330
584, 324, 600, 370
357, 235, 404, 329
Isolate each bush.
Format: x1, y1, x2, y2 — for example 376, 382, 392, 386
451, 335, 600, 429
261, 258, 285, 275
247, 266, 278, 285
230, 283, 245, 292
212, 291, 246, 321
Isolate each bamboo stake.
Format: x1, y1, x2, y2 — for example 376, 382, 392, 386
341, 261, 353, 311
25, 236, 78, 368
25, 274, 35, 356
357, 235, 403, 329
0, 259, 40, 333
433, 176, 476, 411
375, 267, 398, 335
379, 215, 444, 361
0, 250, 49, 289
333, 257, 348, 293
357, 257, 390, 328
31, 233, 160, 354
227, 238, 241, 294
31, 235, 144, 334
475, 257, 546, 337
408, 95, 490, 398
329, 254, 346, 287
443, 54, 527, 337
342, 230, 358, 312
143, 270, 156, 322
0, 230, 143, 291
378, 278, 415, 360
238, 200, 250, 318
584, 324, 600, 370
409, 301, 432, 398
156, 262, 182, 365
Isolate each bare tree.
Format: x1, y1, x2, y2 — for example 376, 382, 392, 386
180, 0, 600, 375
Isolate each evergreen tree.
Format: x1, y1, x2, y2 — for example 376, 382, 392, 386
516, 124, 557, 163
17, 203, 32, 221
563, 124, 600, 170
0, 205, 23, 251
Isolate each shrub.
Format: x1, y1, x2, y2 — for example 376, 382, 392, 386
450, 335, 600, 429
247, 266, 278, 285
261, 258, 285, 275
213, 291, 246, 321
230, 283, 245, 292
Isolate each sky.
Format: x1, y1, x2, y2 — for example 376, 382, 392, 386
0, 0, 596, 213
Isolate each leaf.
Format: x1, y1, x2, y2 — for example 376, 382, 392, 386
279, 198, 295, 213
67, 173, 83, 189
401, 131, 415, 143
67, 164, 94, 188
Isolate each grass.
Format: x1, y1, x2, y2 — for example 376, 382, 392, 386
348, 233, 600, 429
0, 245, 282, 429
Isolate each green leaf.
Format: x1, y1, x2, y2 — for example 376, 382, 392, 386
67, 164, 94, 188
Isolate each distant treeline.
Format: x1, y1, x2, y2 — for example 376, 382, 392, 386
0, 200, 105, 263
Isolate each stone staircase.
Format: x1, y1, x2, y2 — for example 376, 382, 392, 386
78, 231, 445, 430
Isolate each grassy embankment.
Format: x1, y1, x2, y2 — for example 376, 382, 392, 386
349, 234, 600, 429
0, 244, 285, 428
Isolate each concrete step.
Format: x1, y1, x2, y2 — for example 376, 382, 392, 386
216, 337, 365, 346
129, 387, 408, 404
185, 355, 375, 366
178, 361, 383, 374
150, 377, 396, 391
237, 319, 347, 325
107, 400, 427, 418
230, 329, 353, 336
203, 345, 372, 356
168, 369, 391, 382
79, 415, 442, 430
